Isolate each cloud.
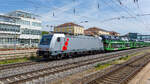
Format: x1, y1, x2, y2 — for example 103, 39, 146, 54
41, 0, 82, 21
39, 0, 150, 35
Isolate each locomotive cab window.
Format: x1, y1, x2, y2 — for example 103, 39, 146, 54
40, 35, 53, 45
57, 37, 61, 42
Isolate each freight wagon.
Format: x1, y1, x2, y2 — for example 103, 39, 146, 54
100, 35, 150, 51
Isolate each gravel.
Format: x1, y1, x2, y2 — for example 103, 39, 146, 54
0, 48, 148, 84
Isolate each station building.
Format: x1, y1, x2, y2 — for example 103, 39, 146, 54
0, 10, 42, 47
124, 33, 150, 42
137, 35, 150, 42
54, 22, 84, 35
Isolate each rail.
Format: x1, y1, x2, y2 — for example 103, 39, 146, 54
73, 53, 150, 84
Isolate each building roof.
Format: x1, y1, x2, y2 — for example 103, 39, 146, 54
55, 22, 83, 28
8, 10, 40, 17
109, 31, 120, 34
85, 27, 109, 32
84, 30, 95, 36
7, 10, 40, 20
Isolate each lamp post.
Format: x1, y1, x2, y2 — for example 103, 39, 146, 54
46, 25, 55, 34
13, 18, 17, 51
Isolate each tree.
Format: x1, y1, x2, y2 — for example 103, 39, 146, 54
41, 31, 49, 36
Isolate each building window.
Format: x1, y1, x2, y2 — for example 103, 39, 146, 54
0, 24, 20, 32
69, 29, 72, 33
32, 22, 41, 27
17, 20, 30, 25
22, 28, 41, 35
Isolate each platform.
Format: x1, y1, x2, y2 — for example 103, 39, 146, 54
128, 62, 150, 84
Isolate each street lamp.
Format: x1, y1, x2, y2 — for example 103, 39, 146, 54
12, 18, 17, 51
46, 25, 55, 33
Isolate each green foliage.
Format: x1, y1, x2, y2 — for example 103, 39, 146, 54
41, 31, 49, 36
95, 63, 111, 70
119, 55, 130, 60
29, 56, 37, 60
28, 55, 41, 61
95, 55, 131, 70
30, 56, 35, 59
0, 58, 29, 65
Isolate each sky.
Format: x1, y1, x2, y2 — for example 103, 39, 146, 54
0, 0, 150, 35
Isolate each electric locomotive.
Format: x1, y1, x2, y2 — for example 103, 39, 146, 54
37, 34, 104, 59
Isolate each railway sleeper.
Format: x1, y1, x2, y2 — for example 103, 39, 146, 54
103, 75, 126, 81
106, 71, 129, 77
94, 79, 115, 84
109, 71, 132, 77
87, 81, 99, 84
103, 76, 124, 80
0, 79, 12, 84
107, 73, 131, 81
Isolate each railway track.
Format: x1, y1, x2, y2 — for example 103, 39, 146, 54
80, 53, 150, 84
0, 47, 149, 84
0, 62, 38, 70
0, 47, 148, 71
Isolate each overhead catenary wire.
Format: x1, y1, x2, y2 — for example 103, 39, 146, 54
98, 0, 139, 23
98, 2, 100, 9
22, 0, 150, 33
111, 0, 149, 30
123, 0, 149, 30
112, 0, 135, 17
132, 0, 150, 30
73, 0, 76, 15
74, 0, 122, 27
79, 0, 136, 31
100, 0, 125, 20
24, 0, 130, 22
53, 12, 55, 16
97, 0, 150, 34
134, 0, 139, 8
117, 0, 122, 5
101, 16, 136, 22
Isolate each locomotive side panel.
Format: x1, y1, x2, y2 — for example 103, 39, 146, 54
65, 36, 104, 52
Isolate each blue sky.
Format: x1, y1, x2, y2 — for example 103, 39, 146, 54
0, 0, 150, 35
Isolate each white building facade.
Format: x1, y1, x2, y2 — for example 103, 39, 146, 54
0, 10, 42, 47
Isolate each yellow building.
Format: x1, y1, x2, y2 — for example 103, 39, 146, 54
54, 22, 84, 35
